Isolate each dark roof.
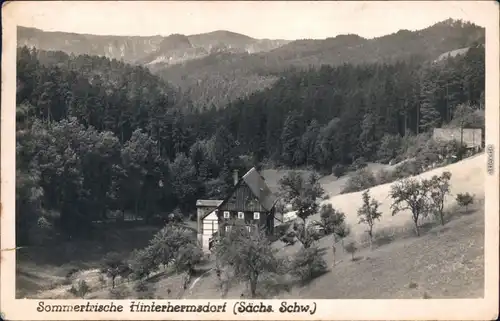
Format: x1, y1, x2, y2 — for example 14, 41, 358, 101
196, 200, 224, 207
241, 167, 278, 211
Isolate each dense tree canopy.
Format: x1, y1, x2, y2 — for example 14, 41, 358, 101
15, 41, 484, 245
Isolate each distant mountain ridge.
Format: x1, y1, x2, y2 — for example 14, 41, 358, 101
153, 19, 484, 109
17, 26, 291, 67
17, 19, 485, 110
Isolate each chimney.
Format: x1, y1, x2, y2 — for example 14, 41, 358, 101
233, 169, 239, 186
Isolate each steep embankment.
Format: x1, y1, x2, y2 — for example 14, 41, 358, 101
315, 153, 484, 238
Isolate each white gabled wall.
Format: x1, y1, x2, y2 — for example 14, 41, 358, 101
201, 210, 219, 253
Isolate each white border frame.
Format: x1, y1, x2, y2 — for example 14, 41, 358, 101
1, 1, 499, 320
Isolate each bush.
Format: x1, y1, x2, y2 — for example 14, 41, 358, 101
173, 243, 203, 273
401, 132, 432, 158
392, 159, 423, 179
134, 280, 156, 299
274, 221, 292, 240
341, 168, 377, 194
130, 248, 157, 280
318, 204, 346, 235
290, 246, 328, 284
349, 157, 368, 171
417, 139, 464, 170
377, 134, 403, 164
456, 193, 474, 211
376, 169, 395, 185
334, 222, 351, 248
67, 280, 90, 298
343, 241, 358, 260
167, 208, 184, 223
280, 230, 296, 246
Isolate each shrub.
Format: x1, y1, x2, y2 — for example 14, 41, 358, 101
344, 241, 358, 261
350, 157, 368, 171
456, 193, 475, 211
67, 280, 90, 298
292, 222, 323, 248
134, 280, 156, 299
133, 280, 149, 293
173, 242, 204, 274
376, 169, 394, 185
377, 134, 403, 164
280, 230, 296, 246
318, 204, 346, 235
341, 168, 377, 194
167, 208, 184, 224
290, 245, 327, 284
401, 132, 432, 159
130, 247, 157, 280
256, 272, 292, 298
392, 159, 423, 180
274, 221, 292, 240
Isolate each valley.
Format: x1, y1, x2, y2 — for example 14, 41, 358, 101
13, 16, 487, 303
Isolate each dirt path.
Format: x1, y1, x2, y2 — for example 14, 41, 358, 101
189, 268, 212, 291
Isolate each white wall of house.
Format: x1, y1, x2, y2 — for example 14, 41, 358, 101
202, 211, 219, 253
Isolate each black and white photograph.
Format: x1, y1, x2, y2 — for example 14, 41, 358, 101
1, 1, 498, 320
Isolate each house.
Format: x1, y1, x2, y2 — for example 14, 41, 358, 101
196, 199, 223, 252
216, 167, 278, 236
196, 167, 279, 253
433, 128, 483, 152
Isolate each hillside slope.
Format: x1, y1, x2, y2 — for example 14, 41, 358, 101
156, 19, 484, 109
18, 19, 484, 110
315, 153, 484, 237
17, 155, 485, 300
183, 154, 485, 299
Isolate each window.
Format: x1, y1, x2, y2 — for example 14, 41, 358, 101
238, 212, 244, 219
246, 226, 252, 233
253, 212, 260, 220
223, 211, 230, 219
225, 225, 232, 232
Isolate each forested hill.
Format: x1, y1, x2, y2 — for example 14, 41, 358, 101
211, 43, 485, 169
156, 19, 485, 109
19, 19, 485, 111
16, 47, 187, 143
16, 39, 484, 247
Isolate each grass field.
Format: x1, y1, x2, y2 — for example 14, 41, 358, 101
16, 154, 485, 300
183, 203, 484, 299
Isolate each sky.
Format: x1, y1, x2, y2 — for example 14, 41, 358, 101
4, 1, 494, 40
